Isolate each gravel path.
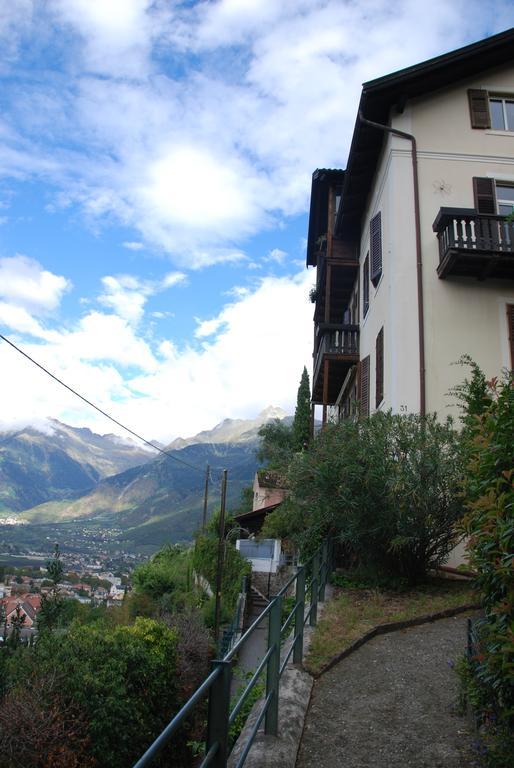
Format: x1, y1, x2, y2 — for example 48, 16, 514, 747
296, 615, 478, 768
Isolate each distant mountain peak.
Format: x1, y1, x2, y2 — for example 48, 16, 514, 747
257, 405, 288, 420
167, 406, 291, 451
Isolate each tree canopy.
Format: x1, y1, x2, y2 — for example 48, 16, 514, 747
292, 366, 311, 451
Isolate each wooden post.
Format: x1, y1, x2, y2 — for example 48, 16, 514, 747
325, 263, 332, 323
322, 358, 329, 426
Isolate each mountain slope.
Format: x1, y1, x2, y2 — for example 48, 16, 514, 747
20, 442, 259, 544
0, 420, 152, 513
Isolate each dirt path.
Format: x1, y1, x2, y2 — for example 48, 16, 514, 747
296, 615, 478, 768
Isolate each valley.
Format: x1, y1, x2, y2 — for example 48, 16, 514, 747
0, 407, 287, 557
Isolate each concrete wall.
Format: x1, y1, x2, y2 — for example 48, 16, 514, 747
356, 63, 514, 419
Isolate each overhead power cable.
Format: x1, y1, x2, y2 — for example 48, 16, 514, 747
0, 332, 206, 475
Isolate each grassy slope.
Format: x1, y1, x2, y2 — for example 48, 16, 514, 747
306, 579, 477, 676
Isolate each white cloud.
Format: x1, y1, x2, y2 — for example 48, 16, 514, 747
0, 268, 314, 441
0, 255, 71, 314
98, 271, 186, 325
194, 316, 226, 339
2, 1, 510, 264
0, 302, 56, 341
162, 272, 187, 288
265, 248, 287, 264
49, 0, 156, 77
122, 241, 144, 251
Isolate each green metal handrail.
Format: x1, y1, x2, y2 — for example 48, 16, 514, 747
132, 538, 332, 768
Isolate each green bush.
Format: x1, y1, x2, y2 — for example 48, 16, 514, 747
457, 365, 514, 764
132, 543, 198, 612
7, 618, 181, 768
264, 411, 464, 584
192, 534, 250, 623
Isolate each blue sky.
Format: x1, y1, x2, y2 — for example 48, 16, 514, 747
0, 1, 512, 443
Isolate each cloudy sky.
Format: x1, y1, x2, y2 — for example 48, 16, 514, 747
0, 1, 512, 443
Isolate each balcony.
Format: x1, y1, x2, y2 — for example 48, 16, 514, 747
313, 245, 359, 325
312, 324, 359, 404
433, 208, 514, 280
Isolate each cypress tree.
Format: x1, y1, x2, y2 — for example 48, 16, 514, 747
292, 366, 311, 451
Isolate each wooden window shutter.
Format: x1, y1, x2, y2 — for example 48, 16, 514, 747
508, 304, 514, 370
370, 212, 382, 287
360, 355, 370, 417
363, 253, 370, 317
375, 327, 384, 408
473, 177, 497, 215
468, 89, 491, 129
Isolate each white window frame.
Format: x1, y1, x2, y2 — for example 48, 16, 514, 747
496, 182, 514, 216
489, 96, 514, 131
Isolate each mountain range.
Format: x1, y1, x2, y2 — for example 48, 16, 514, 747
0, 408, 289, 545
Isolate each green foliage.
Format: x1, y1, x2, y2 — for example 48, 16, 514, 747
10, 618, 180, 768
256, 419, 294, 472
264, 411, 464, 583
292, 367, 311, 452
132, 543, 198, 612
228, 673, 265, 749
329, 569, 409, 592
457, 656, 514, 767
192, 534, 250, 626
38, 544, 65, 632
457, 365, 514, 758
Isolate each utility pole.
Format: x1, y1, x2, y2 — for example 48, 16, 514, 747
213, 469, 228, 650
202, 463, 210, 532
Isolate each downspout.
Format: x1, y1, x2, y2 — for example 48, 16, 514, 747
358, 110, 426, 416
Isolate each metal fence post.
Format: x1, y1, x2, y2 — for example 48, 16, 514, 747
319, 540, 328, 602
293, 566, 305, 664
310, 552, 319, 627
206, 660, 232, 767
265, 594, 283, 736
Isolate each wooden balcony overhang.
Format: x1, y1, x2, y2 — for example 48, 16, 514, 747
313, 251, 359, 324
312, 324, 359, 404
433, 208, 514, 281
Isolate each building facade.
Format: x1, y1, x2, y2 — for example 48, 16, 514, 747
307, 29, 514, 424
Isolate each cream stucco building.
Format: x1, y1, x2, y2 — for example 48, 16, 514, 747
308, 28, 514, 424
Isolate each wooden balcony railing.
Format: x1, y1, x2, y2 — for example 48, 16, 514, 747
313, 324, 359, 388
433, 208, 514, 280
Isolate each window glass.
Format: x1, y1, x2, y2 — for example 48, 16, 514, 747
496, 184, 514, 216
506, 101, 514, 130
490, 99, 505, 129
489, 97, 514, 131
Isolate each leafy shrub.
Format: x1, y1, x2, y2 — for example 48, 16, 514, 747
264, 411, 464, 583
6, 618, 181, 768
457, 365, 514, 764
0, 671, 95, 768
192, 534, 250, 625
132, 543, 198, 612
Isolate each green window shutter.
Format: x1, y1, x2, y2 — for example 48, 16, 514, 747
473, 177, 496, 215
508, 305, 514, 371
468, 89, 491, 129
370, 212, 382, 287
375, 327, 384, 408
360, 355, 370, 417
